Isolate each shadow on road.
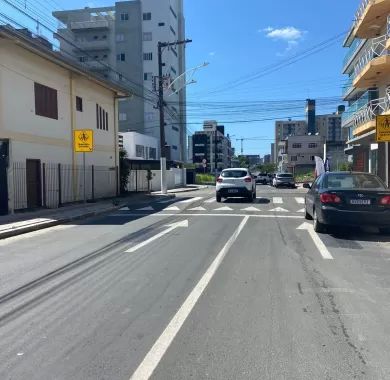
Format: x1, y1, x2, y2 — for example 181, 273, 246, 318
327, 226, 390, 243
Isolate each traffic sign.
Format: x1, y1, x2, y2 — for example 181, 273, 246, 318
74, 129, 94, 152
202, 158, 207, 164
376, 115, 390, 142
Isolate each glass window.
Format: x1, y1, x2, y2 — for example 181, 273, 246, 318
143, 52, 153, 61
143, 32, 153, 41
221, 170, 248, 178
292, 143, 301, 148
143, 12, 152, 21
116, 34, 125, 42
119, 113, 127, 121
144, 72, 153, 81
325, 173, 385, 190
116, 53, 126, 62
136, 145, 145, 158
308, 143, 318, 148
149, 147, 157, 159
120, 13, 129, 21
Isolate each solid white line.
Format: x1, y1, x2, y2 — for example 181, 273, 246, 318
157, 199, 175, 204
295, 197, 305, 204
177, 197, 203, 204
125, 220, 188, 253
297, 222, 334, 260
273, 197, 283, 204
129, 216, 250, 380
110, 213, 304, 219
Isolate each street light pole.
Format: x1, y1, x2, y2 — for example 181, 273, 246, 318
157, 39, 192, 194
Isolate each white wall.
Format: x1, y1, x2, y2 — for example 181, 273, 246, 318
120, 131, 158, 160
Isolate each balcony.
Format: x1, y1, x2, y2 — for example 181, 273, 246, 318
70, 20, 109, 31
353, 0, 390, 39
353, 34, 390, 88
342, 38, 366, 73
73, 40, 110, 52
346, 89, 390, 137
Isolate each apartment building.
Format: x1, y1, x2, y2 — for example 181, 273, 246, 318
192, 121, 233, 172
342, 0, 390, 181
0, 26, 129, 215
119, 132, 158, 160
53, 0, 187, 162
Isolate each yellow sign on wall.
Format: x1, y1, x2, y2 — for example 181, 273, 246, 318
376, 115, 390, 142
74, 129, 94, 152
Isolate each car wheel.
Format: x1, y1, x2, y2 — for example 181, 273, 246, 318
304, 207, 312, 220
216, 194, 222, 203
379, 227, 390, 235
313, 209, 326, 233
253, 190, 256, 200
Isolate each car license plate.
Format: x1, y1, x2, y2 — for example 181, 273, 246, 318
228, 189, 239, 193
350, 199, 371, 205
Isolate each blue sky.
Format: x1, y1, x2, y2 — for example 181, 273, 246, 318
1, 0, 360, 156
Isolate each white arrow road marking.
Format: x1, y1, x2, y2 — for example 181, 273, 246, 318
126, 220, 189, 253
119, 207, 130, 211
241, 206, 261, 212
136, 206, 155, 211
214, 206, 233, 211
297, 222, 334, 260
188, 206, 206, 211
269, 207, 289, 212
204, 197, 216, 203
129, 216, 249, 380
177, 197, 203, 204
295, 197, 305, 204
273, 197, 283, 204
297, 208, 305, 213
163, 206, 180, 211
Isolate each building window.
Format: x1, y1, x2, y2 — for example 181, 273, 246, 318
136, 144, 145, 158
120, 13, 129, 21
119, 113, 127, 121
170, 6, 177, 19
172, 145, 178, 150
117, 53, 126, 62
158, 22, 165, 26
144, 72, 153, 81
34, 82, 58, 120
170, 26, 176, 35
102, 35, 107, 39
171, 66, 177, 75
79, 56, 88, 62
172, 126, 179, 132
76, 96, 83, 112
143, 52, 153, 61
103, 54, 108, 59
292, 143, 301, 149
93, 35, 98, 40
143, 12, 152, 21
116, 34, 125, 42
94, 55, 99, 59
143, 32, 153, 41
290, 156, 298, 162
96, 104, 108, 131
310, 156, 315, 161
308, 143, 318, 148
149, 147, 157, 159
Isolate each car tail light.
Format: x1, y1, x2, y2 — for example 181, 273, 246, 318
217, 177, 223, 183
380, 196, 390, 205
244, 177, 252, 183
320, 193, 341, 204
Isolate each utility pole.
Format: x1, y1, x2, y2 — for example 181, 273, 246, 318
215, 129, 217, 175
157, 39, 192, 194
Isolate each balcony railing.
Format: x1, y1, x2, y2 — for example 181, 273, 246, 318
343, 38, 366, 71
73, 40, 110, 52
355, 0, 371, 26
70, 20, 109, 30
353, 34, 388, 79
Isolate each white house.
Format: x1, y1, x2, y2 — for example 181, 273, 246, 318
0, 26, 130, 214
119, 132, 158, 161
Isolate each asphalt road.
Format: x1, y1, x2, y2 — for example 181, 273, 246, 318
1, 185, 390, 379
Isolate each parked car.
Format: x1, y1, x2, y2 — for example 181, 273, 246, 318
268, 173, 275, 185
273, 173, 296, 188
216, 168, 256, 202
304, 172, 390, 233
256, 173, 268, 185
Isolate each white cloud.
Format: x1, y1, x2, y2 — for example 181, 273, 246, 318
261, 26, 307, 55
209, 52, 216, 56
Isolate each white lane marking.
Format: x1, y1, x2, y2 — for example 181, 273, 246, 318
157, 199, 175, 204
214, 206, 233, 211
297, 208, 305, 213
119, 207, 130, 211
269, 207, 289, 212
241, 206, 261, 212
129, 216, 249, 380
110, 213, 304, 219
295, 197, 305, 204
297, 222, 334, 260
204, 197, 216, 203
177, 197, 203, 204
125, 220, 188, 253
273, 197, 283, 204
164, 206, 180, 211
136, 206, 155, 211
188, 206, 206, 211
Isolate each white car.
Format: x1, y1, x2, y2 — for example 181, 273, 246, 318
216, 168, 256, 203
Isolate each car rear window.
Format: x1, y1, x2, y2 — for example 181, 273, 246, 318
221, 170, 248, 178
325, 173, 385, 190
277, 174, 293, 178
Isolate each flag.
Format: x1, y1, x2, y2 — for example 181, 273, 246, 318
324, 157, 330, 172
315, 156, 325, 178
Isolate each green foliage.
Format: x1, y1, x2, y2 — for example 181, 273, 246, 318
238, 156, 249, 168
338, 162, 353, 171
119, 148, 130, 194
295, 172, 315, 183
196, 173, 215, 184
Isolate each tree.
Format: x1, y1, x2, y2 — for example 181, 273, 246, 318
238, 156, 249, 168
119, 148, 131, 194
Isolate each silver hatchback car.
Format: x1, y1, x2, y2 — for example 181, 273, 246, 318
216, 168, 257, 202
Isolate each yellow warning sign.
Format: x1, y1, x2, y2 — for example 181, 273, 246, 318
376, 115, 390, 142
74, 129, 94, 153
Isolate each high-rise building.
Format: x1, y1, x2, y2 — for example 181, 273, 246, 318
341, 0, 390, 181
306, 99, 316, 135
53, 0, 186, 162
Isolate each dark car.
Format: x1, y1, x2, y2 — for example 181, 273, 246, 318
304, 172, 390, 233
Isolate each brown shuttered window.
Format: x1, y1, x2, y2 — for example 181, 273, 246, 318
105, 111, 108, 131
76, 96, 83, 112
34, 82, 58, 120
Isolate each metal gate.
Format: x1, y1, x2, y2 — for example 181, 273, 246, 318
127, 170, 149, 192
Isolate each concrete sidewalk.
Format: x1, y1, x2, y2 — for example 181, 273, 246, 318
0, 193, 170, 240
151, 185, 208, 195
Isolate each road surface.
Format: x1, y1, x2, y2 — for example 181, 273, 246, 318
1, 185, 390, 379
